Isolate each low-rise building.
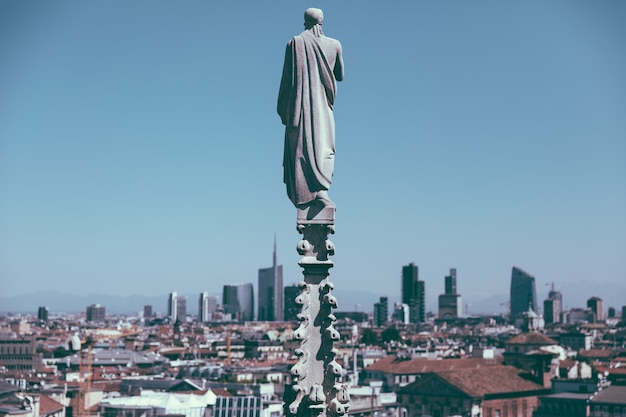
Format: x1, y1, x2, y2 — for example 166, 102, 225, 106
397, 366, 549, 417
532, 392, 590, 417
589, 385, 626, 417
362, 356, 501, 392
99, 390, 216, 417
0, 337, 43, 372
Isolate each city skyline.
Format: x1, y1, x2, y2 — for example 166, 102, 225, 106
1, 2, 625, 303
1, 256, 624, 317
1, 274, 623, 317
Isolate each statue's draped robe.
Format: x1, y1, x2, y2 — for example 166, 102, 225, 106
278, 31, 337, 207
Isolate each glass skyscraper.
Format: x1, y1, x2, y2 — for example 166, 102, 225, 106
223, 283, 254, 322
402, 262, 425, 324
510, 266, 537, 322
258, 239, 283, 321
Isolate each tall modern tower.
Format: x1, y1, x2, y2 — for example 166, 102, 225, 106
374, 297, 389, 327
587, 296, 604, 322
438, 268, 462, 319
37, 306, 49, 322
543, 284, 562, 325
402, 263, 425, 324
510, 267, 537, 322
445, 268, 457, 295
168, 292, 187, 323
199, 292, 217, 322
86, 304, 106, 322
258, 238, 284, 321
223, 283, 254, 322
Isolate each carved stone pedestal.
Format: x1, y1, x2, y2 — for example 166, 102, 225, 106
284, 221, 350, 417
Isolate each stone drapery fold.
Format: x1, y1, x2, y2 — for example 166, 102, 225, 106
278, 31, 337, 207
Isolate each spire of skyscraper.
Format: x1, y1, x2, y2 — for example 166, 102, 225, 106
273, 233, 277, 267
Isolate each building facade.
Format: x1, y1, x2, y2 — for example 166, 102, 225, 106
438, 268, 461, 319
398, 366, 549, 417
257, 240, 283, 322
167, 292, 187, 323
86, 304, 106, 322
223, 283, 254, 322
0, 336, 44, 371
402, 263, 425, 324
284, 284, 300, 322
586, 296, 604, 322
374, 297, 388, 327
510, 267, 537, 323
37, 306, 48, 322
543, 288, 562, 325
198, 292, 217, 322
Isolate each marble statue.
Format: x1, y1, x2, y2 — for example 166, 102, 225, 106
278, 8, 344, 212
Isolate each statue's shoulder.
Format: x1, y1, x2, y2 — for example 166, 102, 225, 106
320, 36, 341, 50
322, 36, 342, 53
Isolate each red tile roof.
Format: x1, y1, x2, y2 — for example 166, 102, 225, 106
506, 333, 557, 346
558, 359, 577, 369
211, 388, 232, 397
437, 366, 547, 397
400, 365, 548, 398
365, 356, 501, 375
578, 349, 618, 359
39, 395, 64, 416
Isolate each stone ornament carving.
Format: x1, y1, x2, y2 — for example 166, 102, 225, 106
278, 7, 344, 224
285, 222, 350, 416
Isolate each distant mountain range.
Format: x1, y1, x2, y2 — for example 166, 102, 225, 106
1, 280, 624, 316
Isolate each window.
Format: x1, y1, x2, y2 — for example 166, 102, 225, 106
522, 400, 527, 417
487, 407, 493, 417
496, 410, 501, 417
504, 404, 509, 417
512, 401, 518, 417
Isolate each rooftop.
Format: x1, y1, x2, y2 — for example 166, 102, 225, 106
365, 356, 501, 375
437, 366, 547, 397
400, 365, 547, 398
590, 385, 626, 405
506, 332, 558, 346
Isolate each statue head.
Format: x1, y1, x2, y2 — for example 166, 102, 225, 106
304, 8, 324, 29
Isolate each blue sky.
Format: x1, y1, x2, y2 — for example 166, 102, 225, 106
1, 1, 625, 310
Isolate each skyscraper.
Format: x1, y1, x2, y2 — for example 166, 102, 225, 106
168, 292, 187, 323
438, 268, 462, 319
587, 296, 604, 322
510, 266, 537, 322
199, 292, 209, 322
543, 285, 562, 325
86, 304, 106, 322
374, 297, 388, 327
199, 292, 217, 322
143, 305, 153, 319
392, 303, 410, 324
37, 306, 48, 322
284, 284, 301, 322
445, 268, 457, 295
168, 292, 178, 322
223, 283, 254, 322
402, 263, 425, 324
258, 238, 284, 321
